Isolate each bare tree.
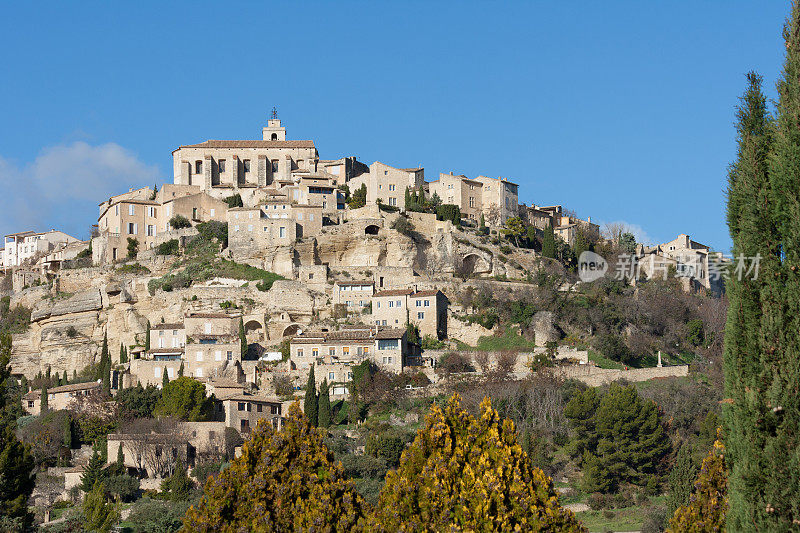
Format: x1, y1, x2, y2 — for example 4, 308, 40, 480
474, 351, 491, 374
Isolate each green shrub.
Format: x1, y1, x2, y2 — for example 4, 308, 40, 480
436, 204, 461, 225
223, 194, 243, 208
156, 239, 180, 256
169, 215, 191, 229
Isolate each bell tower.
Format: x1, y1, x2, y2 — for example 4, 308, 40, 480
262, 107, 286, 141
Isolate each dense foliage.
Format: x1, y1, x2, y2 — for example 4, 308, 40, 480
368, 394, 584, 531
723, 13, 800, 526
565, 384, 670, 493
153, 377, 213, 421
183, 403, 366, 531
667, 436, 728, 532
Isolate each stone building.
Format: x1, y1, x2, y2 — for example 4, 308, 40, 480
22, 381, 101, 416
214, 392, 283, 434
171, 118, 320, 201
347, 162, 425, 210
2, 230, 81, 270
332, 281, 374, 309
290, 326, 409, 375
93, 184, 228, 264
371, 288, 448, 339
638, 234, 725, 293
427, 173, 518, 225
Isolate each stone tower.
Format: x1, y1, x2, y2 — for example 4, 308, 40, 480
262, 108, 286, 141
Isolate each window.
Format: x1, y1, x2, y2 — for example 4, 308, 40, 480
257, 404, 263, 412
227, 350, 233, 361
27, 400, 34, 408
376, 302, 380, 308
128, 223, 137, 235
196, 351, 203, 362
218, 159, 226, 173
210, 208, 215, 217
205, 323, 212, 334
416, 300, 422, 307
329, 347, 336, 356
312, 349, 318, 357
469, 197, 475, 208
147, 225, 155, 237
215, 350, 222, 361
196, 367, 203, 377
297, 349, 304, 357
271, 160, 279, 173
196, 161, 203, 174
418, 312, 425, 319
363, 346, 370, 355
389, 184, 395, 191
388, 301, 394, 308
129, 205, 135, 216
396, 300, 402, 307
243, 159, 251, 173
234, 225, 239, 231
154, 367, 161, 378
348, 372, 353, 380
167, 367, 175, 378
384, 170, 388, 175
279, 227, 286, 238
115, 205, 119, 215
309, 214, 314, 221
247, 225, 253, 232
148, 206, 157, 217
238, 402, 246, 411
424, 300, 430, 307
241, 420, 250, 431
343, 347, 350, 356
329, 372, 335, 380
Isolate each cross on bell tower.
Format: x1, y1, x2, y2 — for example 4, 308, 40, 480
263, 107, 286, 141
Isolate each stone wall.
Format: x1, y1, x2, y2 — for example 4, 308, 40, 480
554, 364, 689, 387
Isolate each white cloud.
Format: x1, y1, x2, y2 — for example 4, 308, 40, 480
0, 142, 159, 240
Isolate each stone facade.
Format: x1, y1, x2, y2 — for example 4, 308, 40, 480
347, 161, 425, 210
428, 173, 519, 225
22, 381, 101, 416
3, 230, 81, 270
372, 289, 448, 339
290, 326, 409, 375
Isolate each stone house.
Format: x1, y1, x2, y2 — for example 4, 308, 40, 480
638, 234, 725, 293
290, 326, 409, 374
371, 288, 448, 339
151, 322, 185, 351
2, 230, 82, 270
427, 173, 518, 225
93, 185, 227, 263
347, 162, 425, 210
226, 200, 323, 257
22, 381, 101, 416
214, 392, 283, 434
333, 281, 374, 310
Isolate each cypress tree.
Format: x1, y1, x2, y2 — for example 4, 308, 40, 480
119, 344, 128, 364
541, 224, 556, 259
724, 65, 794, 527
145, 320, 151, 352
178, 362, 184, 377
238, 318, 248, 358
62, 370, 67, 385
20, 375, 27, 393
97, 333, 109, 380
318, 378, 331, 428
162, 367, 169, 389
41, 383, 49, 413
666, 442, 698, 519
80, 448, 105, 492
304, 365, 318, 427
116, 444, 125, 468
0, 334, 35, 526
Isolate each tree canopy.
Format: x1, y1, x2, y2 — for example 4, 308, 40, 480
183, 403, 366, 531
368, 394, 584, 531
153, 377, 213, 421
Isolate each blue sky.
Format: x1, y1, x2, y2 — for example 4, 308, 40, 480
0, 2, 790, 251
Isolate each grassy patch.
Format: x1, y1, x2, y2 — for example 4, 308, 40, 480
476, 329, 536, 352
576, 505, 650, 532
588, 349, 624, 370
116, 263, 151, 275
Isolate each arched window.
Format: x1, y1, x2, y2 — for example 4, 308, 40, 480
271, 133, 278, 140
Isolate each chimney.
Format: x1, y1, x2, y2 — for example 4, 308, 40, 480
587, 216, 591, 223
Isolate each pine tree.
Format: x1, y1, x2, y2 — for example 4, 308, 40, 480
41, 383, 49, 412
303, 365, 318, 427
667, 442, 699, 520
82, 481, 119, 532
238, 318, 247, 358
81, 448, 106, 493
541, 224, 556, 258
184, 403, 366, 531
668, 436, 728, 533
317, 378, 331, 428
162, 367, 169, 389
368, 394, 583, 531
723, 65, 794, 528
145, 320, 151, 352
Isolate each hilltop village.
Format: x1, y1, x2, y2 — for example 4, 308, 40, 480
0, 116, 724, 521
